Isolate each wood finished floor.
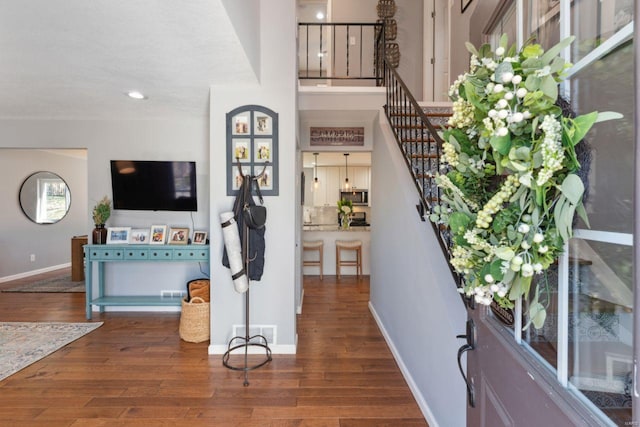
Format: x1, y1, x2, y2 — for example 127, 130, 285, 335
0, 269, 428, 426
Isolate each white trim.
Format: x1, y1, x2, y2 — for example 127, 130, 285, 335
559, 0, 571, 99
297, 288, 305, 314
208, 343, 297, 355
573, 229, 633, 246
516, 0, 523, 48
557, 241, 570, 387
565, 21, 634, 79
0, 263, 71, 283
369, 301, 438, 427
514, 297, 522, 344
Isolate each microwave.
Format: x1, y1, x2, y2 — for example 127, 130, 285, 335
339, 189, 369, 205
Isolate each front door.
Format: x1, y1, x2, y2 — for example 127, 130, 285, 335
465, 1, 635, 426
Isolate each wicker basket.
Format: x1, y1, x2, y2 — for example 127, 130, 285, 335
179, 296, 210, 343
376, 0, 396, 18
386, 42, 400, 68
376, 18, 397, 41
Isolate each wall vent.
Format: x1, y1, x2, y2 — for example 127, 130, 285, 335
231, 324, 277, 345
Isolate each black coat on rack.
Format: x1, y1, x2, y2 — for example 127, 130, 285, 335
222, 175, 266, 280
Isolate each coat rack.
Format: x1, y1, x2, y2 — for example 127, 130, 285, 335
222, 161, 272, 386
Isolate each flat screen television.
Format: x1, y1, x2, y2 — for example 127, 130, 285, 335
110, 160, 198, 211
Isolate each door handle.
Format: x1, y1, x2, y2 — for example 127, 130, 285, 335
456, 318, 476, 408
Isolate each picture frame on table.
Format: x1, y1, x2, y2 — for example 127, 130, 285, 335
106, 227, 131, 244
129, 228, 150, 244
192, 231, 208, 245
168, 227, 189, 245
150, 225, 167, 245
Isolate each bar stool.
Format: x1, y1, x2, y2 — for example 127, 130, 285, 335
335, 240, 362, 279
303, 240, 324, 280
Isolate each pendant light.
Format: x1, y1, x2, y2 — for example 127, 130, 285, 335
344, 153, 350, 190
313, 152, 319, 189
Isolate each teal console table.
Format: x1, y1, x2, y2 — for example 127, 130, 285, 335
84, 244, 210, 319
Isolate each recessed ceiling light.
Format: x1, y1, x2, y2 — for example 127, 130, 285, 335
316, 11, 324, 20
126, 91, 147, 100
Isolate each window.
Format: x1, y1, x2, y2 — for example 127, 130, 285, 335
487, 1, 634, 425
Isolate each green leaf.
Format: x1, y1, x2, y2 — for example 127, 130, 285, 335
525, 75, 541, 91
540, 75, 558, 100
576, 203, 591, 228
540, 35, 575, 65
495, 247, 515, 261
524, 302, 547, 330
531, 305, 547, 329
500, 33, 508, 49
509, 277, 523, 300
554, 197, 569, 241
570, 111, 598, 145
490, 134, 512, 155
595, 111, 624, 123
490, 259, 505, 281
449, 212, 472, 235
465, 41, 479, 57
495, 61, 514, 84
560, 174, 585, 205
522, 44, 544, 59
549, 56, 566, 74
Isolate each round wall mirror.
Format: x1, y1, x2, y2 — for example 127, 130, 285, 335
19, 171, 71, 224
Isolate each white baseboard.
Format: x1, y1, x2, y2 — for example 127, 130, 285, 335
368, 301, 438, 427
208, 343, 297, 355
0, 263, 71, 283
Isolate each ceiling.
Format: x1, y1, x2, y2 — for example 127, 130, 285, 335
0, 1, 257, 119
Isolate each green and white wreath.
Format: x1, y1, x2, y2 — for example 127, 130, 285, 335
430, 35, 619, 329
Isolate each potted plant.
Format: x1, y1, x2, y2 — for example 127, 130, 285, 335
337, 198, 353, 230
92, 196, 111, 244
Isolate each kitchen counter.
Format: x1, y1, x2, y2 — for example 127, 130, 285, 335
302, 228, 370, 276
303, 224, 371, 232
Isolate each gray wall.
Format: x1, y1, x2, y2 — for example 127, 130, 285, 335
449, 0, 501, 86
330, 0, 423, 97
0, 119, 210, 296
370, 113, 467, 426
209, 0, 298, 353
0, 149, 87, 278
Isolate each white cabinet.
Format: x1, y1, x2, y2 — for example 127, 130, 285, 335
339, 166, 370, 190
312, 166, 371, 206
313, 166, 341, 206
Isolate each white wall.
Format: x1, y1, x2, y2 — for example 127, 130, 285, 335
0, 118, 210, 296
0, 149, 88, 278
370, 112, 467, 426
209, 0, 298, 354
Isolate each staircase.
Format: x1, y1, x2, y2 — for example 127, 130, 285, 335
383, 63, 462, 291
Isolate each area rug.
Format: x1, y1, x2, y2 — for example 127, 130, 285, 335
0, 322, 102, 381
2, 275, 85, 293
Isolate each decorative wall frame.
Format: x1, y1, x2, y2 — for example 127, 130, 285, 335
309, 126, 365, 146
226, 105, 279, 196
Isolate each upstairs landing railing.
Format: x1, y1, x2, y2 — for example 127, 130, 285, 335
298, 22, 385, 85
